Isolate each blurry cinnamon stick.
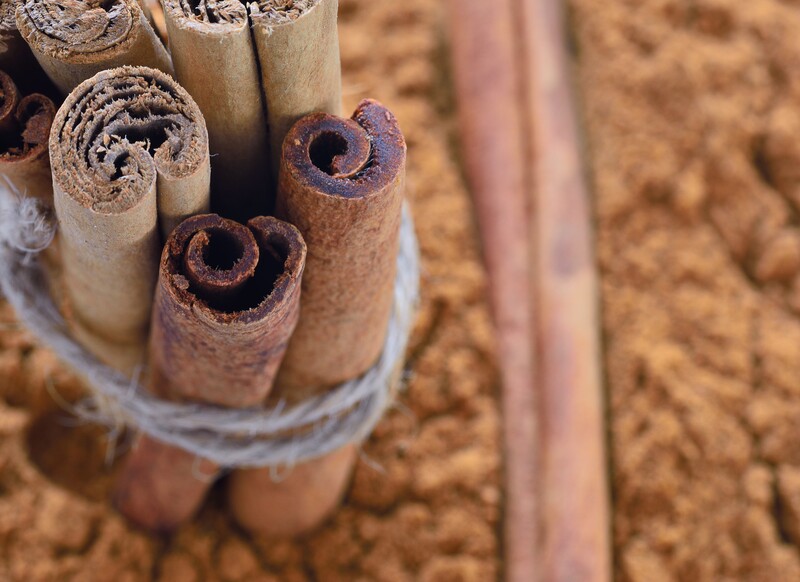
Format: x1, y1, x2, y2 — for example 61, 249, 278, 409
161, 0, 271, 219
50, 66, 209, 373
0, 69, 55, 202
519, 1, 611, 580
113, 213, 306, 531
449, 0, 611, 581
447, 2, 540, 581
16, 0, 173, 94
249, 0, 342, 179
228, 98, 406, 537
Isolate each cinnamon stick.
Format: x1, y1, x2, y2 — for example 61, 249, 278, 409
228, 99, 406, 537
113, 213, 306, 531
447, 2, 540, 581
0, 0, 37, 78
249, 0, 342, 179
449, 0, 612, 580
50, 66, 210, 373
519, 1, 611, 579
16, 0, 173, 95
161, 0, 271, 219
0, 69, 56, 202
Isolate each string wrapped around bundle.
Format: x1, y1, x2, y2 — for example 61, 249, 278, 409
0, 190, 419, 489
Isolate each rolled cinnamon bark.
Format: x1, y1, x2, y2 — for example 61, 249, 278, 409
447, 2, 540, 580
113, 213, 306, 531
51, 66, 210, 373
519, 1, 611, 579
16, 0, 173, 94
161, 0, 271, 219
450, 1, 612, 579
0, 69, 56, 202
0, 0, 37, 78
249, 0, 342, 179
228, 98, 406, 537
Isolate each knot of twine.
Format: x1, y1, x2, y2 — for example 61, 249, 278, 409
0, 181, 420, 468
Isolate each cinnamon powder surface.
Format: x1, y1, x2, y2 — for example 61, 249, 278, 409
0, 1, 502, 580
573, 0, 800, 579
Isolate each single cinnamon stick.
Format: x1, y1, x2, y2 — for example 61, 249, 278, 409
228, 99, 406, 537
450, 0, 611, 580
50, 66, 210, 373
161, 0, 272, 219
518, 0, 612, 580
249, 0, 342, 179
16, 0, 173, 95
0, 0, 37, 78
113, 213, 306, 531
0, 69, 56, 202
447, 2, 540, 581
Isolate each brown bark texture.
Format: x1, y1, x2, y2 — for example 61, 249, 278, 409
447, 2, 540, 581
50, 66, 210, 374
113, 212, 306, 532
519, 1, 611, 580
0, 69, 55, 203
16, 0, 173, 94
449, 0, 612, 581
228, 98, 406, 537
0, 0, 37, 79
249, 0, 342, 180
161, 0, 272, 219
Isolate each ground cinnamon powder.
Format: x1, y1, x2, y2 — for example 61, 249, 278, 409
0, 0, 502, 580
573, 0, 800, 579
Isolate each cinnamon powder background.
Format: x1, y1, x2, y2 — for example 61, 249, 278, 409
13, 0, 800, 579
573, 0, 800, 579
0, 1, 503, 580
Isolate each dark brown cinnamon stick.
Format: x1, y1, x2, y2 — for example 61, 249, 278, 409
0, 69, 55, 202
113, 213, 306, 532
447, 2, 540, 581
228, 98, 406, 537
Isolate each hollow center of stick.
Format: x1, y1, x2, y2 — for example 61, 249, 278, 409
98, 117, 182, 180
200, 235, 289, 314
309, 131, 349, 175
92, 0, 118, 12
239, 236, 288, 307
109, 117, 176, 156
181, 223, 292, 315
1, 97, 52, 157
203, 228, 244, 271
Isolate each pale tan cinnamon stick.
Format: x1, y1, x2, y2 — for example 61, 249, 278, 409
161, 0, 271, 219
16, 0, 173, 94
519, 0, 612, 579
113, 213, 306, 531
228, 99, 406, 537
447, 2, 540, 581
0, 69, 56, 203
50, 66, 209, 373
249, 0, 342, 179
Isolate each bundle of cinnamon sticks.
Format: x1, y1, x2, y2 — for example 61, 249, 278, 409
2, 0, 409, 537
449, 1, 612, 581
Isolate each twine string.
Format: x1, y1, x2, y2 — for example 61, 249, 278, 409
0, 182, 420, 468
